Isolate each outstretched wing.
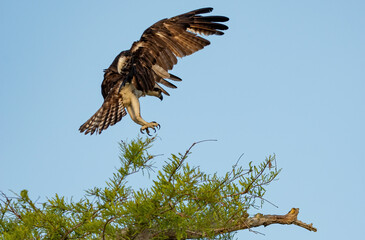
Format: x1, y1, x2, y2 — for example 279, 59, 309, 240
129, 7, 229, 94
79, 81, 127, 135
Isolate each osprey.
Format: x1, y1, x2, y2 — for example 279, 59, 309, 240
79, 8, 229, 135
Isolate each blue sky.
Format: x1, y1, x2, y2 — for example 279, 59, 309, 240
1, 0, 364, 239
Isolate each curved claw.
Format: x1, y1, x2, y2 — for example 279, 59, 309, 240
151, 121, 161, 130
140, 128, 151, 135
140, 122, 160, 135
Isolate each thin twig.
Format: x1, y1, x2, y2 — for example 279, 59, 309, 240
168, 139, 217, 182
0, 192, 22, 221
102, 217, 116, 240
241, 159, 272, 195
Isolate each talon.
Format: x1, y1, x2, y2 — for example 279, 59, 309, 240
146, 129, 151, 136
140, 122, 160, 135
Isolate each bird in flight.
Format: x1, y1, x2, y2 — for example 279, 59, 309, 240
79, 7, 229, 135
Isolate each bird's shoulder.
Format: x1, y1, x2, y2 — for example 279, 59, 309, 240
101, 50, 134, 99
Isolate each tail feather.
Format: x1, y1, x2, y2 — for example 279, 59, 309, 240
79, 93, 127, 135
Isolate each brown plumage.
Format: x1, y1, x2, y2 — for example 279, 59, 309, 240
79, 7, 229, 135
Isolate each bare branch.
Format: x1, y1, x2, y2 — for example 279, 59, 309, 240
222, 208, 316, 233
0, 192, 22, 221
102, 217, 116, 240
168, 139, 217, 182
130, 208, 316, 239
195, 208, 316, 238
242, 158, 272, 195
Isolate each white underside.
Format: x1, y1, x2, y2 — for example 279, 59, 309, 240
117, 56, 128, 74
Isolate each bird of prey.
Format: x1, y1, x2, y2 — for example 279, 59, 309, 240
79, 7, 229, 135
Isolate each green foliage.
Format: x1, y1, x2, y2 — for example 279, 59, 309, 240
0, 136, 280, 239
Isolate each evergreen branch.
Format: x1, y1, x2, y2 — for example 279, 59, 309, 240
19, 190, 60, 233
60, 207, 99, 240
60, 220, 86, 240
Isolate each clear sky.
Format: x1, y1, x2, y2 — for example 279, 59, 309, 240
1, 0, 364, 239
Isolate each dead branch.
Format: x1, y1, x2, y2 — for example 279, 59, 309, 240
130, 208, 316, 239
211, 208, 317, 235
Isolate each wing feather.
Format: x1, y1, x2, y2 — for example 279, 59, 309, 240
158, 79, 177, 89
129, 7, 229, 94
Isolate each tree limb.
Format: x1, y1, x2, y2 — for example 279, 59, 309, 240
131, 208, 316, 239
209, 208, 317, 236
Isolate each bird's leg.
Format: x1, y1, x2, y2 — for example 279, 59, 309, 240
125, 93, 160, 135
